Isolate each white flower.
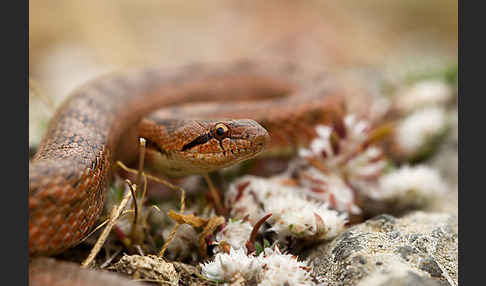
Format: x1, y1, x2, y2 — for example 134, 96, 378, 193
298, 116, 370, 161
299, 169, 362, 214
225, 176, 347, 240
214, 220, 253, 252
396, 107, 448, 156
345, 115, 370, 143
226, 176, 302, 223
295, 116, 386, 214
265, 194, 347, 240
308, 126, 334, 156
201, 247, 317, 286
201, 247, 264, 282
377, 165, 447, 206
259, 248, 315, 286
346, 147, 386, 178
396, 80, 453, 113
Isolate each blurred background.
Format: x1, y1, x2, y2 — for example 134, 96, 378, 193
29, 0, 457, 146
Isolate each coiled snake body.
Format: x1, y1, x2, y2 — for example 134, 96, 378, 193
29, 61, 345, 284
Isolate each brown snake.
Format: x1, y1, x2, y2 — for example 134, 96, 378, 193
29, 61, 346, 284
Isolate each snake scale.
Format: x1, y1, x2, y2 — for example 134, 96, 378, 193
29, 60, 346, 285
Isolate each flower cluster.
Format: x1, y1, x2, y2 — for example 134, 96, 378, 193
294, 115, 388, 214
395, 107, 449, 159
201, 247, 316, 286
265, 194, 347, 240
390, 79, 454, 160
376, 164, 447, 208
225, 176, 347, 241
201, 247, 264, 282
212, 219, 254, 253
259, 247, 314, 286
394, 80, 453, 113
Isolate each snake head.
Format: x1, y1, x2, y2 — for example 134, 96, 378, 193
141, 118, 270, 176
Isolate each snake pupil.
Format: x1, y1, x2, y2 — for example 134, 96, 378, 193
216, 127, 225, 136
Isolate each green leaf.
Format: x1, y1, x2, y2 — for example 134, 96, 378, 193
255, 241, 263, 255
263, 239, 271, 248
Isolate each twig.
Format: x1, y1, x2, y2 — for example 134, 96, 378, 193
141, 170, 149, 204
100, 248, 122, 269
78, 210, 135, 246
135, 138, 146, 190
126, 180, 139, 231
81, 180, 135, 268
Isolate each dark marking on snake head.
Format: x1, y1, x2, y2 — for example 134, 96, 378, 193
219, 140, 226, 156
181, 133, 212, 151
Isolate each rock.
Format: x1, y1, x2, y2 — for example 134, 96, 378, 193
308, 211, 457, 286
110, 254, 179, 284
357, 264, 443, 286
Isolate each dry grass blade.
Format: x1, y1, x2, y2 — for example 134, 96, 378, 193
167, 210, 208, 228
81, 180, 136, 268
77, 219, 109, 244
78, 210, 134, 245
126, 179, 138, 232
158, 224, 181, 258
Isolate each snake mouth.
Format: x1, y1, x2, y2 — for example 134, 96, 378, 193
145, 139, 169, 156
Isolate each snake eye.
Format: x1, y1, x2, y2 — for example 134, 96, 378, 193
213, 123, 230, 140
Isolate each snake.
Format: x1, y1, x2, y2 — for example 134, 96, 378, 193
29, 60, 346, 284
